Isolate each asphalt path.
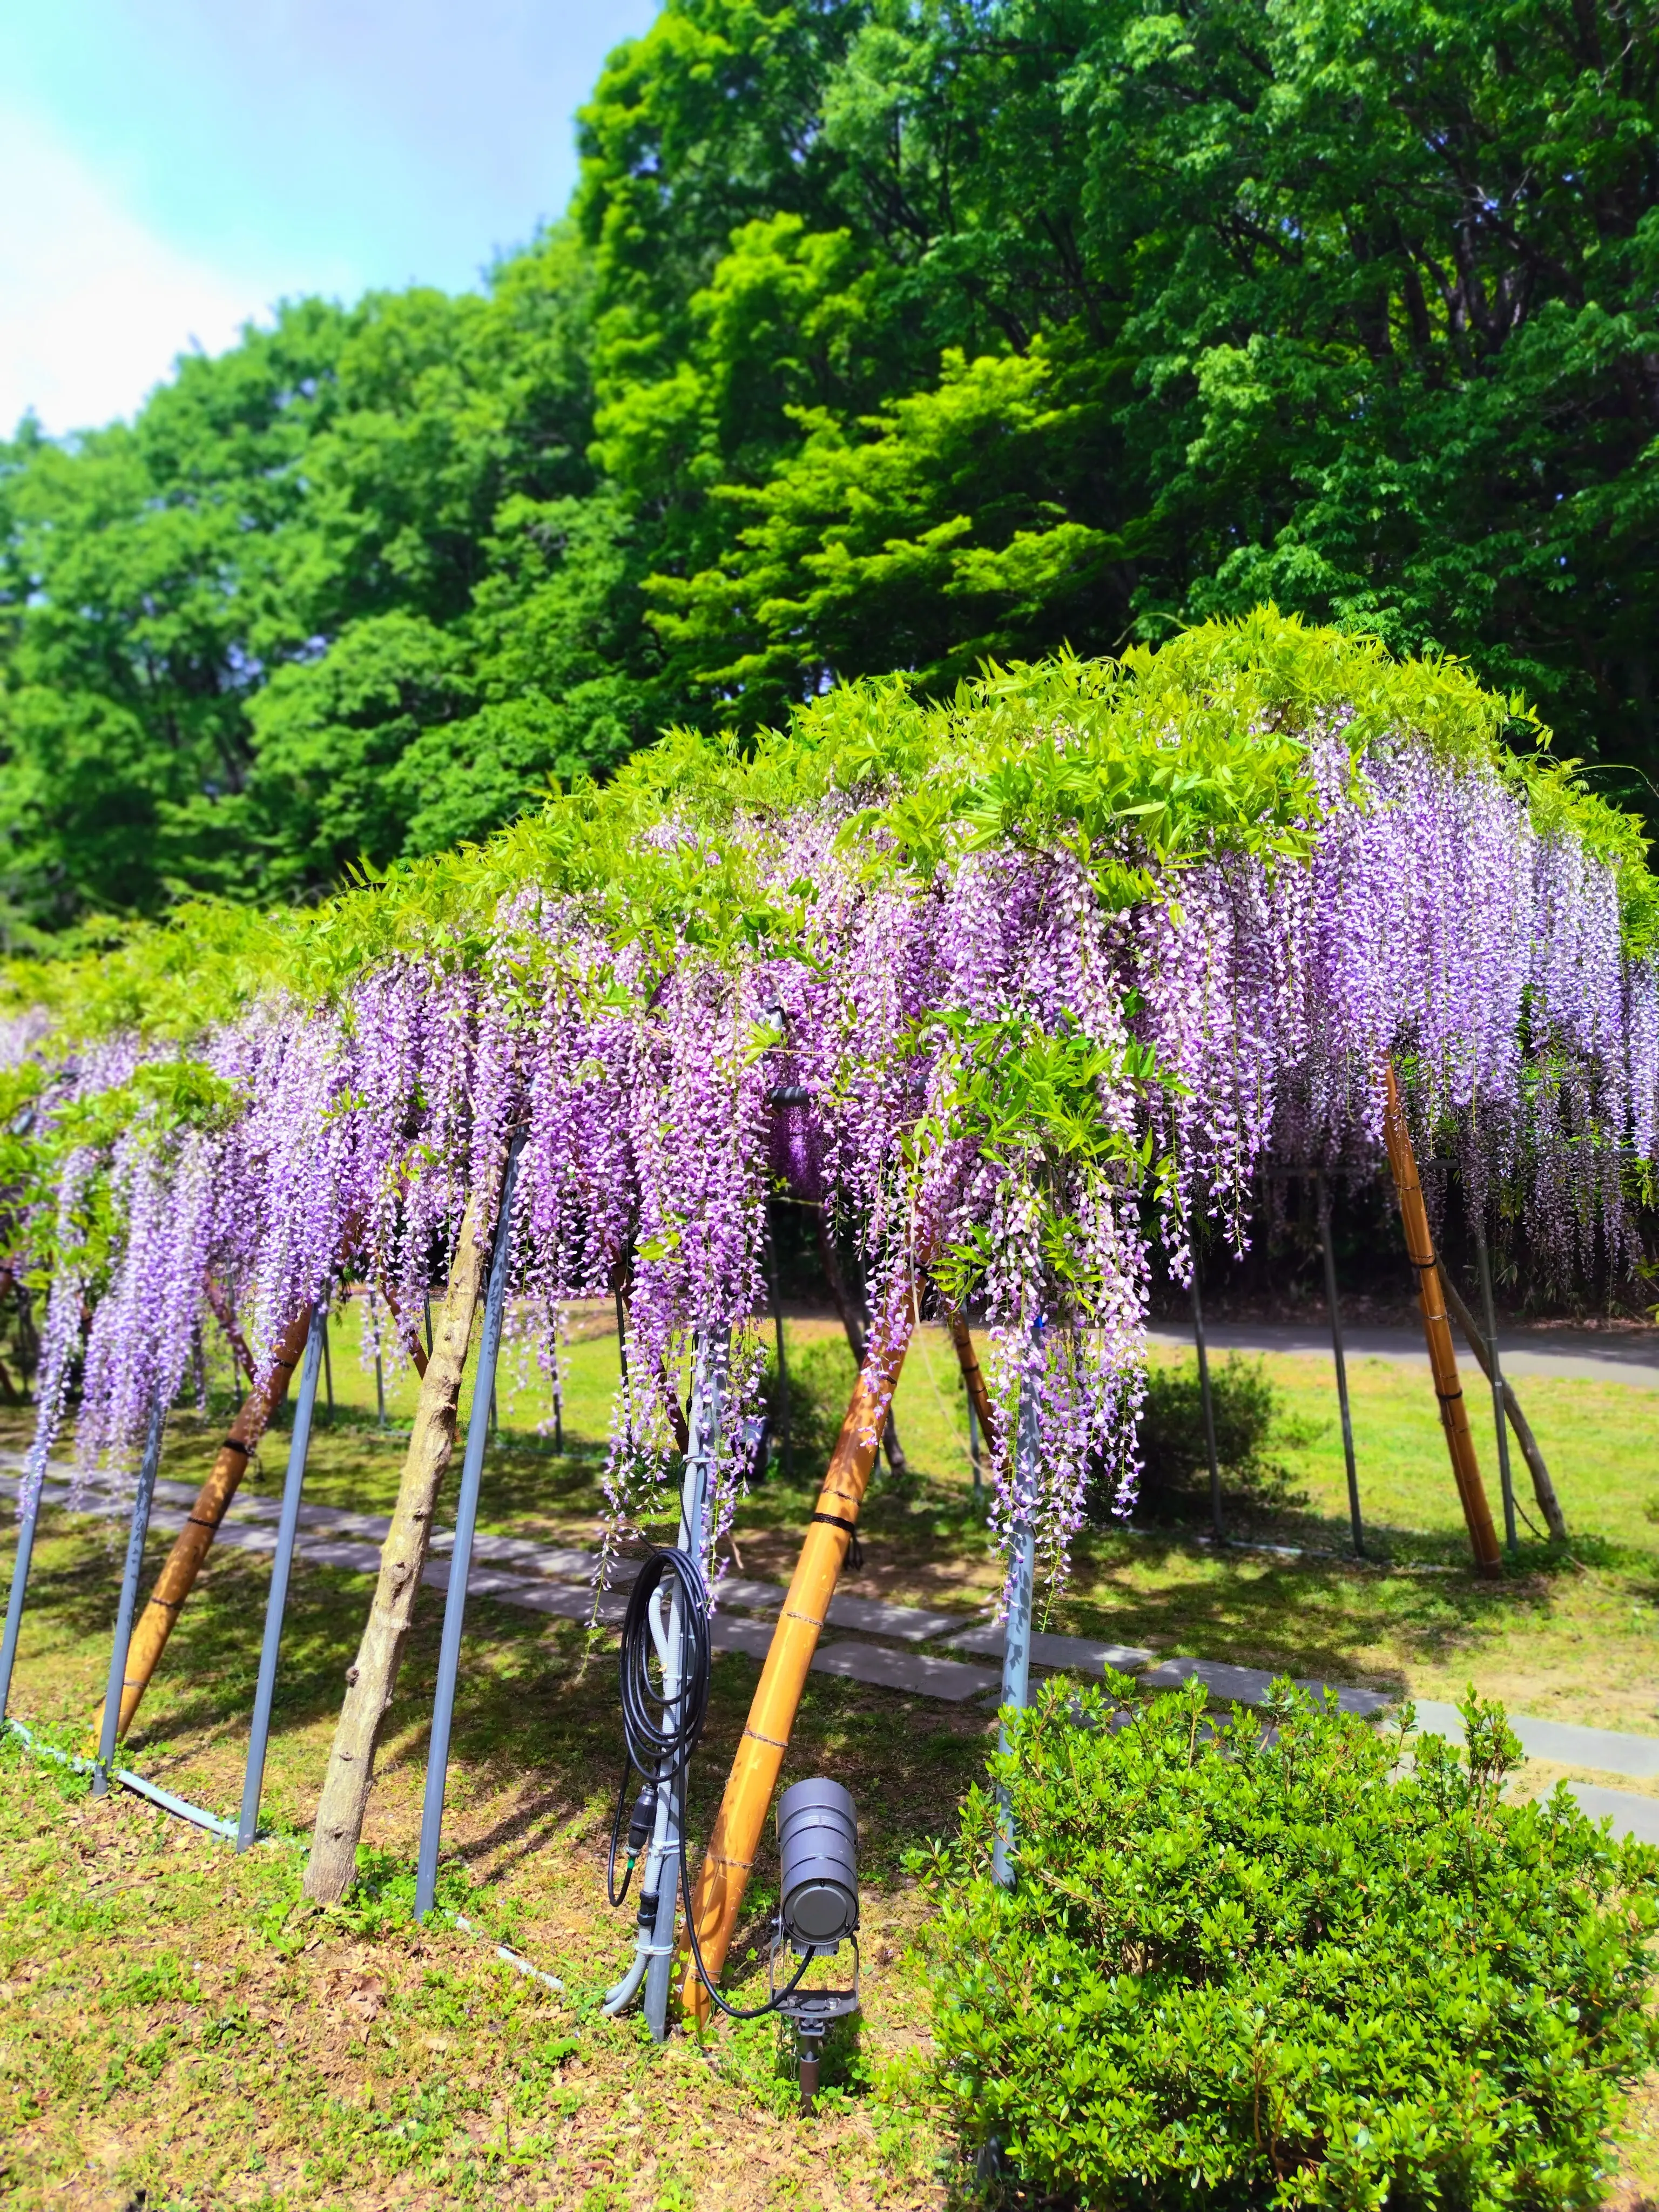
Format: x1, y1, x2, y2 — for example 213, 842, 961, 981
1148, 1318, 1659, 1389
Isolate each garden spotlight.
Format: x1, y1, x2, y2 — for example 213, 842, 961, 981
772, 1777, 861, 2112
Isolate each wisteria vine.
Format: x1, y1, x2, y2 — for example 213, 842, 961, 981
3, 619, 1655, 1604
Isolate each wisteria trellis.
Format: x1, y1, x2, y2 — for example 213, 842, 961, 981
5, 618, 1656, 1606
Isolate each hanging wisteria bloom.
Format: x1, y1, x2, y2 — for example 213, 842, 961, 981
3, 615, 1654, 1603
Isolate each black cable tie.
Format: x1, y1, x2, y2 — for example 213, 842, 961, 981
811, 1511, 863, 1572
221, 1436, 251, 1455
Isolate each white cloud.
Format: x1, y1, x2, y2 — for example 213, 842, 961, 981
0, 105, 281, 438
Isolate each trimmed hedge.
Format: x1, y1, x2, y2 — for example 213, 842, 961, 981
922, 1678, 1659, 2209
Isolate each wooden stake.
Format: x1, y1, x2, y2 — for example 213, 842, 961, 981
302, 1171, 504, 1905
1381, 1064, 1502, 1576
680, 1311, 914, 2023
93, 1301, 314, 1742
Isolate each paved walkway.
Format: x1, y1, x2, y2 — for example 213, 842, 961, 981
4, 1464, 1656, 1842
1148, 1318, 1659, 1390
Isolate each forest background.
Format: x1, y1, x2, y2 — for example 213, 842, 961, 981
2, 0, 1656, 938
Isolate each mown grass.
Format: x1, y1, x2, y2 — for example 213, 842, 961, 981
0, 1301, 1655, 2206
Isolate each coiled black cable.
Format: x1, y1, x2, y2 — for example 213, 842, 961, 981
608, 1545, 813, 2020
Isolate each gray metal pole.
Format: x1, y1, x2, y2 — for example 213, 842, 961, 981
765, 1230, 790, 1482
415, 1135, 523, 1918
237, 1306, 325, 1850
0, 1482, 43, 1727
1473, 1213, 1518, 1555
92, 1393, 168, 1795
644, 1326, 726, 2039
993, 1335, 1041, 1890
322, 1316, 334, 1425
1316, 1173, 1364, 1559
1191, 1258, 1222, 1539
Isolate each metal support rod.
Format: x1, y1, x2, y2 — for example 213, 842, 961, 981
644, 1327, 725, 2040
92, 1394, 168, 1795
1473, 1214, 1518, 1555
1190, 1257, 1222, 1540
237, 1306, 325, 1850
322, 1316, 334, 1425
993, 1336, 1041, 1890
0, 1468, 44, 1727
415, 1136, 523, 1919
766, 1226, 791, 1481
1315, 1174, 1364, 1559
552, 1310, 565, 1456
374, 1294, 386, 1428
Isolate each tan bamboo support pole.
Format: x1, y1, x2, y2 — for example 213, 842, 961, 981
1438, 1271, 1568, 1542
943, 1300, 997, 1455
95, 1300, 315, 1741
1381, 1064, 1502, 1575
303, 1173, 501, 1905
682, 1311, 915, 2024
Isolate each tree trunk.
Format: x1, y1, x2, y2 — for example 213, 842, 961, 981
302, 1177, 498, 1905
95, 1300, 314, 1742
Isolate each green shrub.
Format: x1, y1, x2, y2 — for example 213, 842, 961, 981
921, 1678, 1659, 2210
1093, 1354, 1307, 1523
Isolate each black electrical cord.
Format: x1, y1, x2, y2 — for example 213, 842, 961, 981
607, 1544, 813, 2020
607, 1547, 710, 1906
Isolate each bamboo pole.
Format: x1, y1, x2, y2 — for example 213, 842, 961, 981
95, 1301, 315, 1742
302, 1170, 504, 1905
1381, 1065, 1502, 1576
681, 1311, 914, 2024
812, 1213, 907, 1477
1438, 1271, 1567, 1542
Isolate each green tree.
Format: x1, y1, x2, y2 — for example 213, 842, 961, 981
3, 0, 1656, 930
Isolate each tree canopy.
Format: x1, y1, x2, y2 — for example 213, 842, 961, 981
3, 0, 1656, 932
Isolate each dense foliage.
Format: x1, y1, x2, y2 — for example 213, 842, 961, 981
2, 619, 1655, 1603
2, 0, 1656, 930
923, 1678, 1659, 2209
1091, 1354, 1305, 1524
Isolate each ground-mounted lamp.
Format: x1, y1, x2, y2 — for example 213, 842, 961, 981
771, 1777, 861, 2112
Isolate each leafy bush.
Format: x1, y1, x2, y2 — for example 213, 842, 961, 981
922, 1678, 1659, 2210
1093, 1354, 1307, 1523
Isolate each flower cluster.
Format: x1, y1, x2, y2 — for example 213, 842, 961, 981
8, 682, 1656, 1604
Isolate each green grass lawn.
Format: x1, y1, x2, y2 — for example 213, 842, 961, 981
0, 1301, 1655, 2207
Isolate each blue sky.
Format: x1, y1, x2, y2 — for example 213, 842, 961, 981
1, 0, 658, 437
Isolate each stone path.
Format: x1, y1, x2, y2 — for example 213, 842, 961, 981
4, 1464, 1656, 1840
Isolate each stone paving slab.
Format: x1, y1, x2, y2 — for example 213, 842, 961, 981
1140, 1656, 1395, 1718
808, 1642, 999, 1703
825, 1594, 968, 1641
948, 1622, 1154, 1674
708, 1614, 790, 1661
711, 1576, 788, 1611
1408, 1700, 1659, 1781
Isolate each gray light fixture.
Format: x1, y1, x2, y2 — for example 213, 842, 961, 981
772, 1777, 861, 2111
